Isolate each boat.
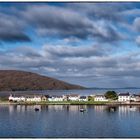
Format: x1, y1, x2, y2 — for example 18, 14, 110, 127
110, 108, 115, 112
35, 108, 39, 111
80, 108, 86, 112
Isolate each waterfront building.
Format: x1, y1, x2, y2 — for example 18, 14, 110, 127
41, 96, 47, 101
118, 93, 130, 102
130, 94, 140, 102
9, 95, 41, 102
94, 95, 108, 101
62, 95, 68, 101
48, 95, 64, 101
68, 94, 80, 101
26, 96, 41, 102
9, 95, 25, 102
79, 96, 88, 101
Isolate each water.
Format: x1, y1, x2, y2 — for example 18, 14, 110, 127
0, 105, 140, 138
1, 88, 140, 97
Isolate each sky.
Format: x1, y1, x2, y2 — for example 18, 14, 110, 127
1, 2, 140, 88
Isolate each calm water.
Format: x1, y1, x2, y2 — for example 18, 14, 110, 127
0, 105, 140, 138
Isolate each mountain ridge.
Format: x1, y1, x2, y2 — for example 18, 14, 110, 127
0, 70, 85, 91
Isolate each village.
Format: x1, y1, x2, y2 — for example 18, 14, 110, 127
8, 92, 140, 104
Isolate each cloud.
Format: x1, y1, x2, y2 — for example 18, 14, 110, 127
11, 46, 42, 58
0, 3, 135, 43
22, 5, 94, 39
133, 17, 140, 33
66, 3, 124, 21
0, 3, 139, 87
66, 3, 136, 22
0, 44, 139, 78
135, 36, 140, 46
20, 4, 123, 42
0, 43, 140, 87
0, 13, 30, 42
43, 44, 106, 58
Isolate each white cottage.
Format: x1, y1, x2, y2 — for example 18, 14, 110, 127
26, 96, 41, 102
130, 94, 140, 102
68, 94, 80, 101
118, 93, 130, 102
9, 95, 26, 102
94, 95, 108, 101
48, 95, 64, 101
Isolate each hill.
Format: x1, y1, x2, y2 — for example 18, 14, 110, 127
0, 70, 85, 91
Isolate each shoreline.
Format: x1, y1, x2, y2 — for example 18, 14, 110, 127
1, 101, 140, 105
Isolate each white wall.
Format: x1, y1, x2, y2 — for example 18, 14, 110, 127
118, 96, 130, 102
48, 97, 63, 101
69, 97, 79, 101
94, 97, 108, 101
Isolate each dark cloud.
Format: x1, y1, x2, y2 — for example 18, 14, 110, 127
20, 4, 123, 42
21, 5, 94, 40
43, 44, 106, 58
66, 3, 135, 22
0, 30, 30, 42
0, 13, 30, 42
0, 3, 135, 43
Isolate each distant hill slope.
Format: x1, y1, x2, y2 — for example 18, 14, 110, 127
0, 70, 85, 91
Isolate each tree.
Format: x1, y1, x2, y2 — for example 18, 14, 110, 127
104, 91, 118, 100
88, 96, 94, 101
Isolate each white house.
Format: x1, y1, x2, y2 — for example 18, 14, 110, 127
79, 96, 88, 101
94, 95, 108, 101
118, 93, 130, 102
68, 94, 80, 101
26, 96, 41, 102
9, 95, 25, 102
9, 95, 42, 102
130, 94, 140, 102
48, 95, 64, 101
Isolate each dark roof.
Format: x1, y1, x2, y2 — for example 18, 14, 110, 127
119, 93, 130, 96
68, 94, 79, 97
80, 96, 87, 99
132, 94, 140, 97
49, 95, 63, 98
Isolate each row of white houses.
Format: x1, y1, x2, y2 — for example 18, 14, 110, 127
8, 92, 140, 103
93, 93, 140, 102
9, 95, 42, 102
118, 93, 140, 102
8, 94, 88, 102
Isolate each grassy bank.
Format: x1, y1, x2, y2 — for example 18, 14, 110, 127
1, 100, 140, 105
0, 100, 110, 105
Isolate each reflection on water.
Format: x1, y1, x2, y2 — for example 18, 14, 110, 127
94, 105, 105, 112
105, 106, 118, 113
7, 104, 140, 114
1, 105, 140, 138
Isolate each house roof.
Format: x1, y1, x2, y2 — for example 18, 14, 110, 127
118, 93, 130, 96
80, 96, 87, 99
132, 94, 140, 97
49, 95, 63, 98
68, 94, 79, 97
